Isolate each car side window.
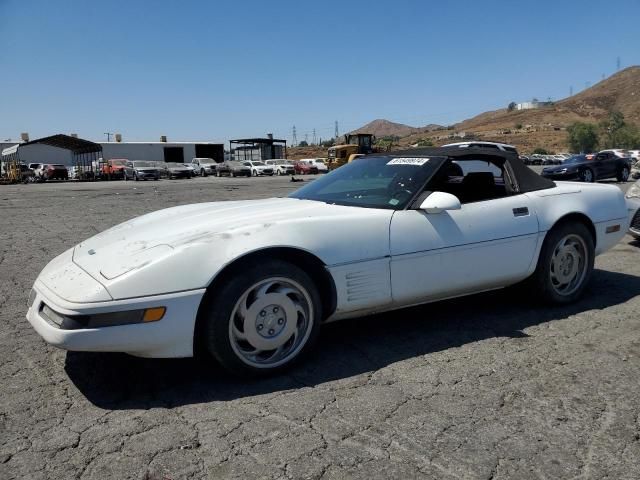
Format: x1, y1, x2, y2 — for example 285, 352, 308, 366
425, 159, 510, 204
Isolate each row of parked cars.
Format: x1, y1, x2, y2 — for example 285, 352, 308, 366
190, 158, 328, 177
11, 157, 330, 183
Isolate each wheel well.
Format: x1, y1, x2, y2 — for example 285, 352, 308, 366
193, 247, 336, 356
549, 213, 596, 248
207, 247, 336, 317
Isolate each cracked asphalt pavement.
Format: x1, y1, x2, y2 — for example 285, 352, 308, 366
1, 175, 639, 479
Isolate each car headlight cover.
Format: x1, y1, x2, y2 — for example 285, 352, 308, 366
40, 304, 166, 330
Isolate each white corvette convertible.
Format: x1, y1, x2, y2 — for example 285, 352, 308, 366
27, 147, 632, 375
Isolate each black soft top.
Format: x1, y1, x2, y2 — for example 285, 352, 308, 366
389, 146, 556, 193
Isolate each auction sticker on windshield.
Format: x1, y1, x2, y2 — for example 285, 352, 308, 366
387, 158, 430, 166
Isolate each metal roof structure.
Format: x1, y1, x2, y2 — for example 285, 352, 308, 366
22, 134, 102, 154
230, 137, 287, 145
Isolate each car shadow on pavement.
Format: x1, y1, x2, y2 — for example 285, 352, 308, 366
65, 269, 640, 409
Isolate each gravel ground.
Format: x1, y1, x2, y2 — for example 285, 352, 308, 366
1, 174, 639, 480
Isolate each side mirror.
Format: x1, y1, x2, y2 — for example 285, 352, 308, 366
419, 192, 461, 214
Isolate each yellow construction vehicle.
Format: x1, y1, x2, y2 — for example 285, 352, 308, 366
327, 133, 376, 170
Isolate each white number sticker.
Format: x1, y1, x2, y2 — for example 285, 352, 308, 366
386, 157, 429, 166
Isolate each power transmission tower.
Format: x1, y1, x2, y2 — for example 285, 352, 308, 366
312, 129, 316, 145
304, 133, 309, 144
616, 56, 621, 71
292, 126, 297, 147
334, 121, 339, 139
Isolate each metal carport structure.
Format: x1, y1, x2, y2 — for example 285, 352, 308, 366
20, 134, 103, 180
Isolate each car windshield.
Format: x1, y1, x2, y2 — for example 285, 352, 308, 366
166, 163, 184, 168
253, 162, 266, 166
199, 158, 215, 164
564, 155, 586, 164
315, 160, 325, 164
289, 156, 441, 209
110, 160, 127, 166
132, 161, 155, 167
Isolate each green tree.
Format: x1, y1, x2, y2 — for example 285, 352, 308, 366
298, 140, 308, 147
514, 123, 523, 130
599, 111, 635, 148
320, 139, 335, 147
415, 139, 433, 147
507, 102, 516, 111
567, 122, 599, 153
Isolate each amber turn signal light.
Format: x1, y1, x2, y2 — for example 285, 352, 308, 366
143, 307, 166, 322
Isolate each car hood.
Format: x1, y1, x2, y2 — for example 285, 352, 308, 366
70, 198, 393, 299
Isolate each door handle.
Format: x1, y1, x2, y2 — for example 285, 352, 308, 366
513, 207, 529, 217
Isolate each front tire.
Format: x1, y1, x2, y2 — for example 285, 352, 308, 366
530, 221, 594, 304
579, 168, 595, 183
201, 260, 322, 376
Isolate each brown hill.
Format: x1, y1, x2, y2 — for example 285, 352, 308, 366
350, 119, 441, 138
398, 66, 640, 152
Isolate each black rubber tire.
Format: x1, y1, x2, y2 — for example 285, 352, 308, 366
200, 260, 322, 376
617, 166, 630, 182
201, 169, 207, 177
529, 221, 594, 304
579, 168, 595, 183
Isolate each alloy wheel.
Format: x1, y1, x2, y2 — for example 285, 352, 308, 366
228, 277, 314, 368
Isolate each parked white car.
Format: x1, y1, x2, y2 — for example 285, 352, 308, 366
442, 141, 519, 154
299, 158, 329, 173
191, 158, 217, 176
27, 147, 630, 375
242, 161, 274, 176
265, 159, 295, 175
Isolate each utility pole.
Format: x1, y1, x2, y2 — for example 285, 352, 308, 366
334, 121, 339, 139
292, 126, 297, 147
312, 128, 316, 145
616, 56, 621, 71
104, 132, 114, 142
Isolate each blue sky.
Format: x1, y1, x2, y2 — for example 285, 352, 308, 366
1, 0, 639, 144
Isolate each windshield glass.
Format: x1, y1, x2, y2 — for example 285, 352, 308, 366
132, 161, 155, 167
199, 158, 215, 164
564, 155, 586, 164
289, 156, 441, 209
110, 160, 127, 166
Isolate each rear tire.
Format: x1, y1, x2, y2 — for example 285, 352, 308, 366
530, 221, 594, 304
200, 260, 322, 376
617, 166, 630, 182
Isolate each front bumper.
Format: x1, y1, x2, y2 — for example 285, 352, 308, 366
135, 171, 159, 179
26, 282, 205, 358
